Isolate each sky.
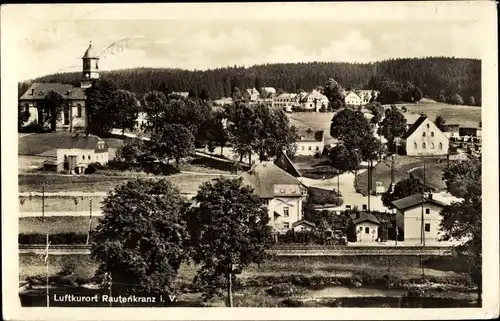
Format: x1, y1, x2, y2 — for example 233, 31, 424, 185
6, 3, 489, 81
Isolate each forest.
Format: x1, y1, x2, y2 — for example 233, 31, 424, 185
19, 57, 481, 105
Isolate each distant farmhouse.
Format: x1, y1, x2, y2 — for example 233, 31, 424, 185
297, 90, 329, 112
295, 128, 325, 156
442, 124, 460, 139
344, 89, 378, 107
239, 160, 308, 235
18, 42, 99, 132
273, 93, 298, 112
402, 115, 449, 156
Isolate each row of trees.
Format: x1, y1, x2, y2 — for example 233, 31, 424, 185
92, 177, 272, 306
23, 57, 481, 105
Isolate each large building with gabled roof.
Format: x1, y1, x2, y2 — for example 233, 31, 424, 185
239, 160, 308, 234
18, 42, 99, 132
402, 115, 449, 156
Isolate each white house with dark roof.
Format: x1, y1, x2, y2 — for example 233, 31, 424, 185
344, 91, 363, 107
403, 115, 449, 156
55, 133, 109, 174
18, 42, 99, 132
296, 128, 325, 156
392, 194, 448, 243
239, 161, 308, 234
350, 212, 380, 242
245, 88, 260, 101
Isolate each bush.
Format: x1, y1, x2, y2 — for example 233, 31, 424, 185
84, 162, 104, 174
266, 283, 303, 297
308, 187, 342, 206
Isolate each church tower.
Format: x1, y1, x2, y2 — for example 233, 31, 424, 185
80, 41, 100, 89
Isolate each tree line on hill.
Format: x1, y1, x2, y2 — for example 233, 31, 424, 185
19, 57, 481, 106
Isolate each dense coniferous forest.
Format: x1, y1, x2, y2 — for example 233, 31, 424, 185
19, 57, 481, 105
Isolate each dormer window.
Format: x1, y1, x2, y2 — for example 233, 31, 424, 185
280, 189, 285, 193
422, 132, 426, 137
427, 123, 430, 129
292, 189, 297, 193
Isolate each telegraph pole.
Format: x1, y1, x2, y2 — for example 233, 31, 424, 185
86, 197, 93, 245
42, 183, 45, 222
367, 160, 371, 211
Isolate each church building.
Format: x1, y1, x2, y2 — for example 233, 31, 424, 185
18, 42, 99, 132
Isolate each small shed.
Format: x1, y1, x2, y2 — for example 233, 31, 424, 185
350, 212, 380, 242
292, 219, 317, 232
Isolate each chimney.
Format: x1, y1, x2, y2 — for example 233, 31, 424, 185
356, 212, 360, 219
67, 90, 72, 96
428, 193, 433, 200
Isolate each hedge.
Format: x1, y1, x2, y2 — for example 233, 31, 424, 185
19, 233, 88, 245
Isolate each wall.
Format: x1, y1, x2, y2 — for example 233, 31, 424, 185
406, 119, 450, 156
296, 141, 324, 156
400, 203, 444, 242
268, 196, 303, 233
354, 221, 379, 242
345, 93, 362, 106
20, 100, 87, 131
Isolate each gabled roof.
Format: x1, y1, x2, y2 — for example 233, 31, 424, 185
350, 212, 380, 225
239, 161, 304, 198
297, 129, 324, 142
402, 116, 427, 139
392, 194, 447, 211
19, 132, 107, 156
19, 83, 86, 101
292, 219, 316, 228
273, 150, 302, 178
345, 91, 362, 99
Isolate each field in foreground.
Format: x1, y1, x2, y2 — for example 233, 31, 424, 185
18, 172, 219, 194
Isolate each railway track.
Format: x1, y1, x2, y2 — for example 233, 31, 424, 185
19, 244, 453, 256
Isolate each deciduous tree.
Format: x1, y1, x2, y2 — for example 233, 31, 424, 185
378, 105, 407, 153
112, 89, 140, 136
381, 176, 431, 209
185, 178, 272, 306
85, 79, 119, 135
440, 159, 481, 306
91, 179, 189, 297
151, 124, 195, 167
323, 78, 345, 109
435, 115, 446, 132
41, 90, 65, 131
449, 93, 464, 105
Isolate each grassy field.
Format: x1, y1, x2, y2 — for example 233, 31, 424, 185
19, 196, 104, 213
19, 173, 218, 194
356, 156, 446, 194
19, 216, 103, 234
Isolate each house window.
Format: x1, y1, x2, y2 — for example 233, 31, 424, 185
425, 223, 431, 232
283, 207, 289, 217
82, 155, 85, 160
280, 189, 285, 193
427, 124, 430, 129
76, 104, 82, 117
425, 208, 430, 214
365, 227, 370, 234
301, 146, 305, 150
283, 222, 289, 229
308, 146, 312, 151
88, 155, 91, 160
346, 205, 351, 209
430, 142, 435, 149
414, 142, 418, 149
422, 142, 426, 149
431, 132, 434, 137
64, 155, 67, 161
439, 142, 443, 150
422, 132, 426, 137
316, 146, 320, 151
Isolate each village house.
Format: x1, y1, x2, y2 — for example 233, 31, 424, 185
402, 115, 449, 156
459, 127, 480, 138
244, 88, 260, 101
41, 132, 110, 174
344, 91, 363, 107
295, 128, 325, 156
273, 93, 298, 112
297, 90, 329, 112
350, 212, 380, 243
171, 92, 189, 98
18, 42, 99, 132
260, 87, 277, 98
292, 219, 317, 232
442, 124, 460, 139
393, 194, 448, 243
239, 161, 308, 234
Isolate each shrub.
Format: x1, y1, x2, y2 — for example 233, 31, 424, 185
84, 162, 104, 174
279, 299, 304, 307
266, 283, 303, 297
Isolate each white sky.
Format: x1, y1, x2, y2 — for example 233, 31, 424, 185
3, 2, 491, 81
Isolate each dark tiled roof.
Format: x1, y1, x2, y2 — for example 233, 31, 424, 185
297, 129, 324, 142
292, 219, 316, 228
402, 116, 427, 139
350, 212, 380, 225
392, 194, 447, 211
239, 161, 304, 198
19, 83, 86, 101
103, 138, 125, 149
442, 124, 460, 132
19, 132, 107, 156
273, 150, 302, 178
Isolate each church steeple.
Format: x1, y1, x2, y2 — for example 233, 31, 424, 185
81, 41, 100, 89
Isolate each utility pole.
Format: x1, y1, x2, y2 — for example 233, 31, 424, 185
45, 233, 50, 308
391, 155, 395, 186
86, 197, 93, 245
367, 160, 371, 211
42, 183, 45, 222
337, 169, 340, 196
